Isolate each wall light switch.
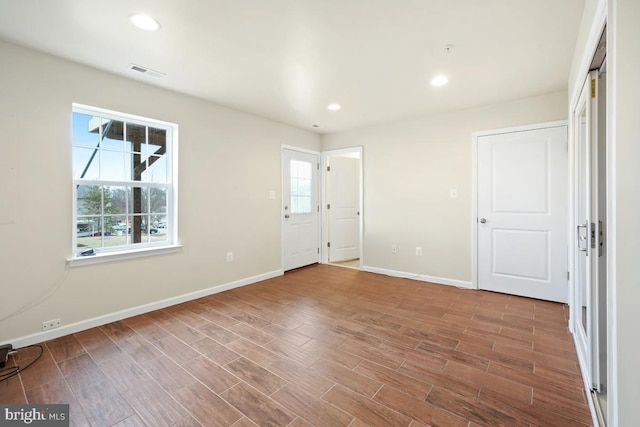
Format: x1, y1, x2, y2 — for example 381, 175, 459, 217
450, 189, 458, 199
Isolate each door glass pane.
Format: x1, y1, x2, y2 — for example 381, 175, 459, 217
577, 102, 589, 334
290, 159, 312, 213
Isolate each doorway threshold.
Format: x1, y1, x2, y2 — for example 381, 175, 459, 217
329, 258, 360, 270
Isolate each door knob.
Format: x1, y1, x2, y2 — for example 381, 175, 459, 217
479, 218, 487, 224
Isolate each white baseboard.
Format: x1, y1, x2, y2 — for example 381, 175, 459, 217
361, 266, 472, 289
7, 269, 283, 349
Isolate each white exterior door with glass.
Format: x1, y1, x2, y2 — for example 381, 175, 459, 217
282, 148, 320, 271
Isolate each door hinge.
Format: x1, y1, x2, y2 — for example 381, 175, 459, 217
317, 163, 320, 170
327, 203, 331, 209
317, 248, 320, 254
327, 242, 331, 248
591, 79, 596, 98
327, 166, 331, 172
317, 205, 320, 212
567, 271, 570, 280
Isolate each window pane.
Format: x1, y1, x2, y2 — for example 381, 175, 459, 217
128, 186, 149, 214
126, 123, 146, 154
141, 215, 153, 234
77, 185, 103, 216
101, 150, 126, 181
105, 215, 131, 237
73, 147, 99, 180
72, 113, 100, 148
76, 216, 102, 249
290, 160, 313, 214
148, 127, 167, 156
130, 152, 147, 181
130, 215, 149, 245
102, 119, 124, 151
106, 186, 127, 215
76, 217, 101, 238
109, 216, 129, 240
149, 187, 167, 214
143, 156, 167, 182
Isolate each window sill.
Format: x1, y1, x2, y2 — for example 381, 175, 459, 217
67, 244, 183, 267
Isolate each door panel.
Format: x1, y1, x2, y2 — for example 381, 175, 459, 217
493, 229, 549, 280
283, 149, 319, 271
492, 139, 549, 213
477, 125, 568, 302
328, 156, 360, 262
573, 69, 608, 402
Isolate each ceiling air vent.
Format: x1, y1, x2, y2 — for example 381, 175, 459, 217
128, 63, 165, 78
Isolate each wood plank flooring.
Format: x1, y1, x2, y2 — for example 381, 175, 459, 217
0, 264, 592, 426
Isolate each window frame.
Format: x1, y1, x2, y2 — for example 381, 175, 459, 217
69, 103, 180, 266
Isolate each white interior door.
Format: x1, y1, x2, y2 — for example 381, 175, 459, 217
477, 124, 568, 302
328, 155, 360, 262
283, 148, 320, 271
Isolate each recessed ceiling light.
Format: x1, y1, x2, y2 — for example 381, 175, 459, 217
129, 13, 160, 31
327, 104, 341, 111
430, 75, 448, 87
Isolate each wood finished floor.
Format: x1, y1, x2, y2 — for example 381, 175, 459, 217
0, 264, 592, 427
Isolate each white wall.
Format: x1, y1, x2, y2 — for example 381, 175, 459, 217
322, 91, 568, 284
0, 40, 320, 344
610, 0, 640, 424
568, 0, 603, 102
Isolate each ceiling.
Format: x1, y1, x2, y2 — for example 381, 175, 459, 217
0, 0, 585, 134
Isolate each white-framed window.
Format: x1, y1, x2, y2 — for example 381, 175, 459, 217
71, 104, 178, 262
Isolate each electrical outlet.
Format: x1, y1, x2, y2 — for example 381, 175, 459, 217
42, 319, 61, 331
416, 247, 423, 256
391, 244, 397, 254
450, 188, 458, 198
226, 252, 234, 262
